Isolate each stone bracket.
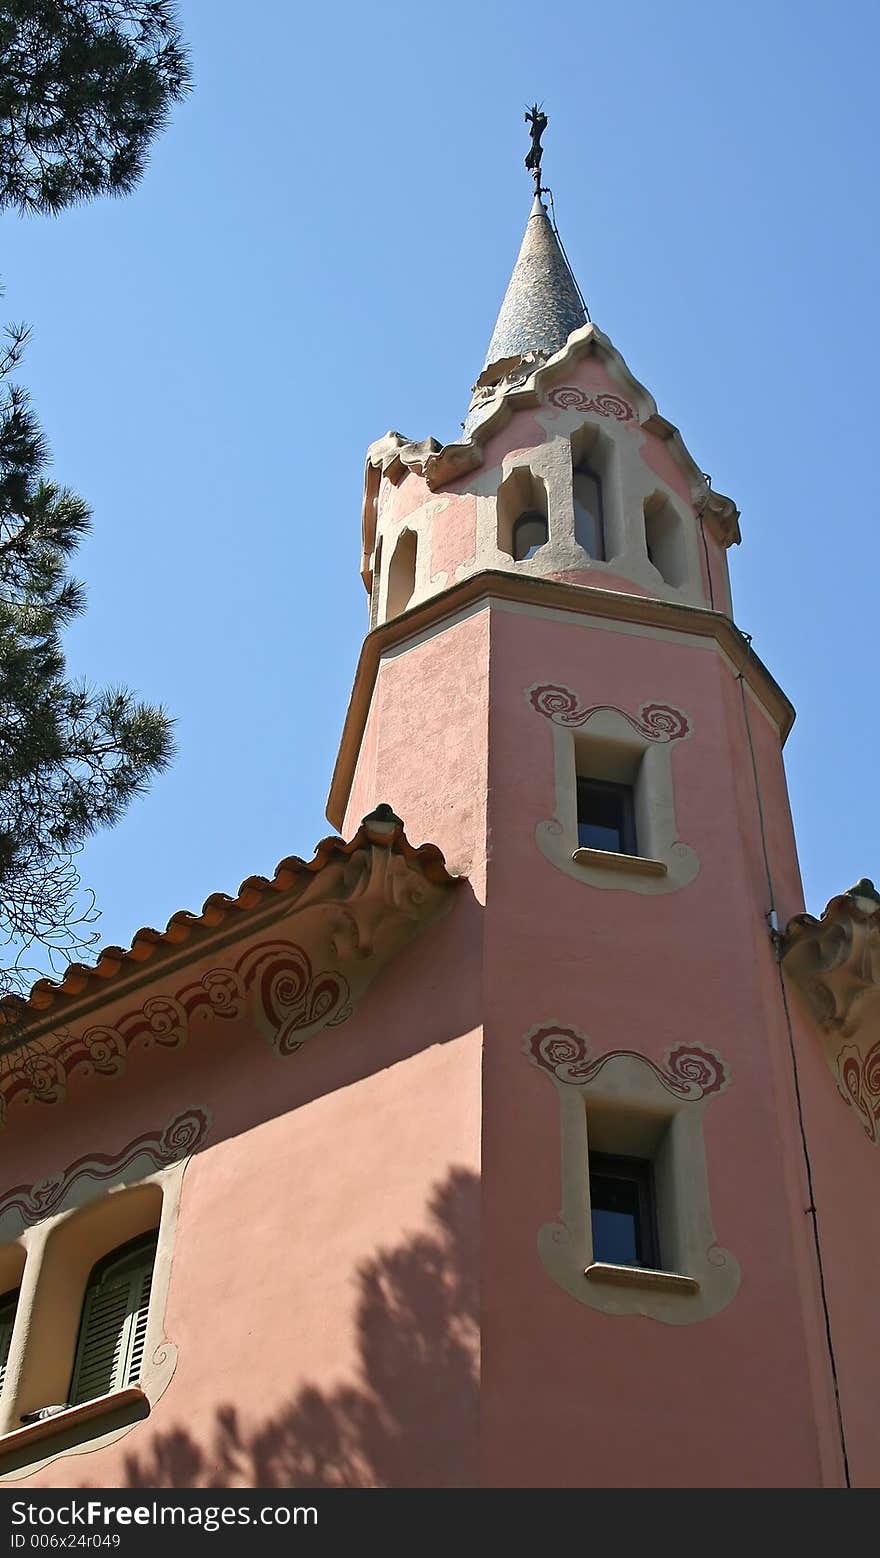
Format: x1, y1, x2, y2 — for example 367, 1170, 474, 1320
782, 880, 880, 1144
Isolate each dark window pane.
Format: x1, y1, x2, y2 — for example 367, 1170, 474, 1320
573, 465, 605, 558
589, 1154, 660, 1269
512, 510, 548, 561
576, 779, 636, 855
591, 1205, 640, 1266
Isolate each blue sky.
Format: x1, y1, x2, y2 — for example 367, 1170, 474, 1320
2, 0, 878, 960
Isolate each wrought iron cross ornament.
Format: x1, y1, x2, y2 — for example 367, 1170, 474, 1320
525, 103, 548, 193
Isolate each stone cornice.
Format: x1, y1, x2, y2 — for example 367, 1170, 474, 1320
782, 880, 880, 1143
326, 571, 795, 830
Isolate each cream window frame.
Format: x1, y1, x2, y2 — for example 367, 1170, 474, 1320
534, 704, 699, 895
531, 1046, 739, 1325
0, 1156, 188, 1481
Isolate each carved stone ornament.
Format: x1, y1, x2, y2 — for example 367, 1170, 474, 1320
0, 806, 458, 1124
782, 879, 880, 1143
697, 490, 741, 550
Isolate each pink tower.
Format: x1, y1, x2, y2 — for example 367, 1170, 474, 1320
330, 128, 880, 1488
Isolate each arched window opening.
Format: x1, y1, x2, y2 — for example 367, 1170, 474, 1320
512, 510, 549, 561
69, 1230, 158, 1406
573, 462, 605, 559
644, 494, 687, 588
497, 467, 549, 561
571, 423, 612, 560
386, 529, 417, 619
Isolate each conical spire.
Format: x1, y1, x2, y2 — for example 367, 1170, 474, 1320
463, 111, 588, 434
481, 193, 587, 377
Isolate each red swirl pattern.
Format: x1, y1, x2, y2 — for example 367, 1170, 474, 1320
525, 1024, 729, 1101
547, 386, 634, 422
0, 937, 352, 1120
0, 1107, 212, 1228
525, 1025, 596, 1082
528, 684, 691, 744
838, 1039, 880, 1143
639, 705, 690, 742
529, 685, 582, 724
237, 941, 351, 1057
547, 386, 590, 411
664, 1045, 727, 1099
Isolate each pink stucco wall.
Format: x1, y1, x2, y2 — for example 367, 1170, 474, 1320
6, 902, 482, 1489
476, 605, 845, 1486
344, 610, 490, 890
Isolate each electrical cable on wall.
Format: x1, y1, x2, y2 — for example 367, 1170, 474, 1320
697, 475, 716, 612
698, 509, 715, 611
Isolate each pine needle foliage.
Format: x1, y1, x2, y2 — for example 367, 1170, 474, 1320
0, 322, 174, 999
0, 1, 190, 214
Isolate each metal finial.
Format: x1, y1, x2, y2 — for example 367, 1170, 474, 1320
524, 103, 548, 194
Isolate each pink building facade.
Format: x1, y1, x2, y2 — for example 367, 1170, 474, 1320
0, 159, 878, 1490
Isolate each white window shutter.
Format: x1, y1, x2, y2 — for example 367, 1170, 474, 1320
0, 1293, 17, 1395
70, 1236, 157, 1406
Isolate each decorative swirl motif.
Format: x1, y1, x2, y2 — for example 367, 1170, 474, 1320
864, 1042, 880, 1099
524, 1023, 729, 1102
159, 1109, 210, 1157
0, 1106, 212, 1229
837, 1039, 880, 1143
664, 1045, 727, 1099
639, 705, 690, 742
592, 393, 634, 421
16, 1052, 66, 1106
525, 1025, 597, 1083
547, 386, 635, 422
141, 998, 187, 1047
238, 940, 351, 1055
529, 685, 582, 724
528, 683, 691, 744
244, 942, 311, 1022
77, 1026, 127, 1076
175, 968, 246, 1027
547, 386, 590, 411
194, 969, 243, 1018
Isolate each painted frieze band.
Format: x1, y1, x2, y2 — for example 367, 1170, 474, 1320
0, 1106, 212, 1228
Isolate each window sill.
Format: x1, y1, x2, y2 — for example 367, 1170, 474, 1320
0, 1388, 148, 1460
584, 1262, 699, 1296
572, 847, 668, 878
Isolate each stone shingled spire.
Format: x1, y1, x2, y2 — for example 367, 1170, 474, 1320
483, 193, 586, 371
464, 192, 587, 433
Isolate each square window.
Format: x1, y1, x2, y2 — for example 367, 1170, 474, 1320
576, 777, 637, 856
589, 1152, 661, 1269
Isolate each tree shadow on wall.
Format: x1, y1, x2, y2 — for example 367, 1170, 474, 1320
120, 1167, 479, 1489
